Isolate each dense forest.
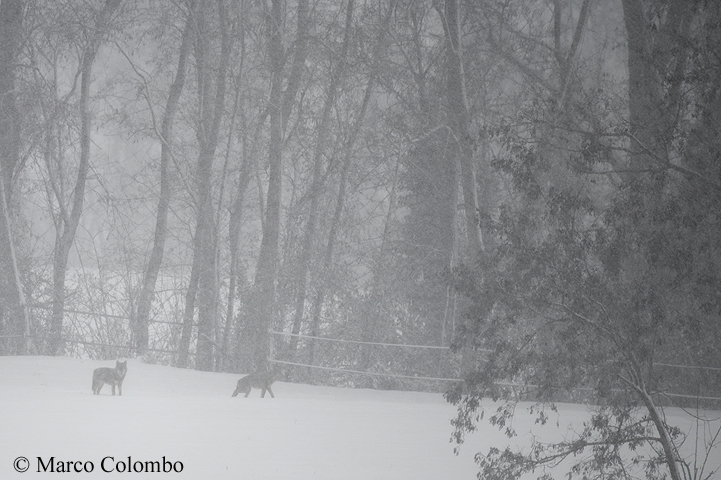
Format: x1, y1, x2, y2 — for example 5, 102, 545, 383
0, 0, 719, 477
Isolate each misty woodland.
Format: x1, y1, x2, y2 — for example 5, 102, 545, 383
0, 0, 719, 479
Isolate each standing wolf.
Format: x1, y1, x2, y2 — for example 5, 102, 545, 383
92, 360, 127, 396
231, 370, 275, 398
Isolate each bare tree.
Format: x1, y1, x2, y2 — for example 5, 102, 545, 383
438, 0, 483, 254
47, 0, 123, 356
177, 0, 232, 370
134, 1, 193, 356
221, 0, 254, 370
0, 0, 29, 354
307, 0, 397, 373
289, 0, 355, 354
240, 0, 309, 371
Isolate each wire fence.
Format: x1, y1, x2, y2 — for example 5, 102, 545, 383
268, 329, 465, 391
268, 330, 721, 405
5, 305, 720, 404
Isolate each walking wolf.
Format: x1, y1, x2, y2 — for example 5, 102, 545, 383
231, 370, 275, 398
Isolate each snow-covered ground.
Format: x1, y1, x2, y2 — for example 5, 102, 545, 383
1, 356, 718, 479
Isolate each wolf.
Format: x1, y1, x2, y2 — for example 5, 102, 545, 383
92, 360, 127, 396
231, 370, 275, 398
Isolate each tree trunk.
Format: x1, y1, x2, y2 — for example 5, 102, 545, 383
178, 0, 231, 370
307, 142, 350, 375
439, 0, 484, 380
622, 0, 692, 172
441, 0, 483, 254
249, 0, 285, 373
135, 2, 192, 356
621, 0, 665, 171
226, 114, 268, 372
222, 152, 251, 369
289, 0, 354, 354
0, 0, 21, 200
242, 0, 309, 372
620, 5, 691, 479
307, 0, 396, 376
0, 0, 28, 354
358, 156, 400, 375
0, 164, 28, 354
221, 0, 250, 371
553, 0, 593, 111
48, 0, 123, 355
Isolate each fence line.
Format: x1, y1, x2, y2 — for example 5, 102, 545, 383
270, 330, 493, 353
23, 307, 721, 375
30, 305, 185, 326
31, 305, 131, 320
660, 392, 721, 402
269, 331, 721, 402
268, 359, 721, 402
271, 330, 720, 373
654, 362, 721, 373
11, 322, 721, 376
61, 338, 184, 356
10, 307, 721, 400
269, 358, 460, 382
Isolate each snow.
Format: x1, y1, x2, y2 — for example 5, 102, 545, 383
1, 356, 719, 479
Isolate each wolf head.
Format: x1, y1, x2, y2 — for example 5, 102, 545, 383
116, 360, 127, 378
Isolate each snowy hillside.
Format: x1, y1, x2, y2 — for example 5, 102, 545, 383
1, 356, 719, 479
